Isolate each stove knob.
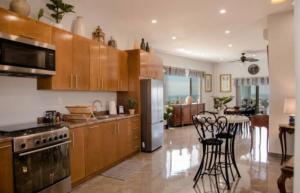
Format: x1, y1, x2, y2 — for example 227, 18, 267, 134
48, 137, 53, 142
35, 140, 41, 145
63, 134, 67, 138
54, 136, 58, 140
59, 135, 63, 139
42, 139, 47, 143
21, 143, 26, 149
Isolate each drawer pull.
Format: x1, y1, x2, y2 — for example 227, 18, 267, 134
0, 145, 11, 150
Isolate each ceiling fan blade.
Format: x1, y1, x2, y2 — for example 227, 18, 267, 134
227, 60, 241, 63
246, 58, 259, 62
244, 49, 267, 54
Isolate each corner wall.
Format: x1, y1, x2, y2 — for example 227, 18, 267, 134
268, 10, 295, 154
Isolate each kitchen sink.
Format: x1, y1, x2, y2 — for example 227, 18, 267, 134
95, 114, 127, 120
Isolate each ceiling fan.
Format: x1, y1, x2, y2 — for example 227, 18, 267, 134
229, 53, 259, 63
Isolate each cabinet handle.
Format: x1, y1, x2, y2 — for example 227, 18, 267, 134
19, 34, 35, 40
72, 133, 75, 148
70, 74, 73, 88
118, 123, 120, 134
101, 78, 104, 89
89, 125, 98, 129
118, 80, 120, 89
75, 74, 78, 89
97, 77, 100, 89
0, 145, 11, 150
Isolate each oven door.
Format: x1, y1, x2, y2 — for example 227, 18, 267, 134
13, 141, 71, 193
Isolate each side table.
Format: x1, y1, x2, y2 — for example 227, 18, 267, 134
279, 124, 295, 165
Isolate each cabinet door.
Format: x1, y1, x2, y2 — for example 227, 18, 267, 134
0, 8, 52, 43
89, 41, 101, 91
102, 47, 118, 91
0, 141, 13, 193
117, 118, 130, 159
118, 51, 128, 91
70, 128, 86, 184
73, 35, 90, 90
84, 124, 103, 176
182, 105, 191, 125
129, 116, 141, 154
100, 122, 118, 168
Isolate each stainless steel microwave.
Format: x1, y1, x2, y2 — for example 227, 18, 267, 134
0, 32, 56, 77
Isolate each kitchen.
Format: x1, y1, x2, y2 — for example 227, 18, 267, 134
0, 2, 165, 193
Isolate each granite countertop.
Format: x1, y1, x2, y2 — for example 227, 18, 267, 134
0, 136, 12, 143
67, 114, 140, 129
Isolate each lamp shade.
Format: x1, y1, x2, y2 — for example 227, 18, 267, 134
283, 97, 296, 115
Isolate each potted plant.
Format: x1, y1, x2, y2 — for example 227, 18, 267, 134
38, 0, 75, 28
213, 96, 233, 115
164, 103, 173, 129
128, 98, 136, 115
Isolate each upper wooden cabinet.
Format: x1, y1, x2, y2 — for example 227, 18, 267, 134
72, 35, 90, 90
0, 7, 52, 44
140, 50, 163, 80
90, 41, 101, 91
38, 28, 73, 90
118, 51, 128, 91
0, 141, 14, 193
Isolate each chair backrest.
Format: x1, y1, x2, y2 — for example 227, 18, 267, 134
192, 111, 228, 140
250, 114, 269, 129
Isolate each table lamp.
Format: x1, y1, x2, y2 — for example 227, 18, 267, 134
283, 97, 296, 126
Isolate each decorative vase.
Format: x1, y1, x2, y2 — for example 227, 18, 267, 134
108, 37, 117, 48
9, 0, 31, 16
73, 16, 85, 36
140, 38, 146, 50
129, 109, 135, 115
146, 42, 150, 52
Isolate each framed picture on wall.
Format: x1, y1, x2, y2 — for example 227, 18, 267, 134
205, 74, 212, 92
220, 74, 232, 92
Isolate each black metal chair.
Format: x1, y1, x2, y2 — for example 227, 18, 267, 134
192, 112, 228, 193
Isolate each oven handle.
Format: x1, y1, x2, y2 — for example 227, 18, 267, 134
18, 141, 71, 157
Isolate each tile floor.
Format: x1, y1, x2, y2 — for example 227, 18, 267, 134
71, 126, 293, 193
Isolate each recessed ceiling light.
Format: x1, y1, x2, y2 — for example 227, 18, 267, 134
219, 57, 223, 61
225, 30, 231, 34
271, 0, 287, 4
219, 9, 227, 14
151, 19, 157, 24
172, 36, 177, 40
228, 44, 233, 48
252, 54, 256, 57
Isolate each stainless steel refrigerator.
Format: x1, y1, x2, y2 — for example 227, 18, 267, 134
140, 79, 164, 152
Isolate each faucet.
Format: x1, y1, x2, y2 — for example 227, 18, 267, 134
92, 99, 103, 112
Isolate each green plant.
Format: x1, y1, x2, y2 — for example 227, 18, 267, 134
38, 0, 75, 23
164, 103, 173, 121
213, 96, 233, 109
128, 98, 136, 109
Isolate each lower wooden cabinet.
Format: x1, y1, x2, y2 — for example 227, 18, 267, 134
170, 104, 206, 126
70, 116, 140, 186
0, 141, 14, 193
70, 127, 86, 184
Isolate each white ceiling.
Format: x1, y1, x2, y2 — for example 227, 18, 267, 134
18, 0, 293, 63
92, 0, 293, 63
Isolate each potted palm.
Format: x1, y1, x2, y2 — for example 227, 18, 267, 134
38, 0, 75, 28
213, 96, 233, 115
164, 103, 173, 129
128, 98, 136, 115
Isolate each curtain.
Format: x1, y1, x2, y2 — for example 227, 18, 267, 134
163, 66, 204, 78
235, 77, 269, 86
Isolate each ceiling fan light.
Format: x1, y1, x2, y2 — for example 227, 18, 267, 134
271, 0, 287, 4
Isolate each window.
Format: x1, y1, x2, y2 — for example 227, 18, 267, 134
164, 75, 201, 104
236, 85, 270, 114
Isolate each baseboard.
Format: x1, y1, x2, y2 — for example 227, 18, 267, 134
268, 152, 293, 159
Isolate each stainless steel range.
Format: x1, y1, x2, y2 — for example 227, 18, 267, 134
0, 123, 71, 193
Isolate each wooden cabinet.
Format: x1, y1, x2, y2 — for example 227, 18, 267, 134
118, 51, 128, 91
170, 104, 206, 126
140, 50, 163, 80
38, 28, 73, 90
0, 141, 13, 193
0, 7, 52, 44
100, 121, 118, 168
116, 118, 130, 159
128, 116, 141, 153
89, 41, 101, 91
73, 35, 90, 90
70, 127, 86, 185
84, 124, 103, 176
102, 47, 118, 91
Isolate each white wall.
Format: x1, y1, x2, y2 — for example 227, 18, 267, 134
213, 53, 269, 107
0, 76, 116, 126
157, 52, 215, 110
267, 10, 295, 155
294, 1, 299, 192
